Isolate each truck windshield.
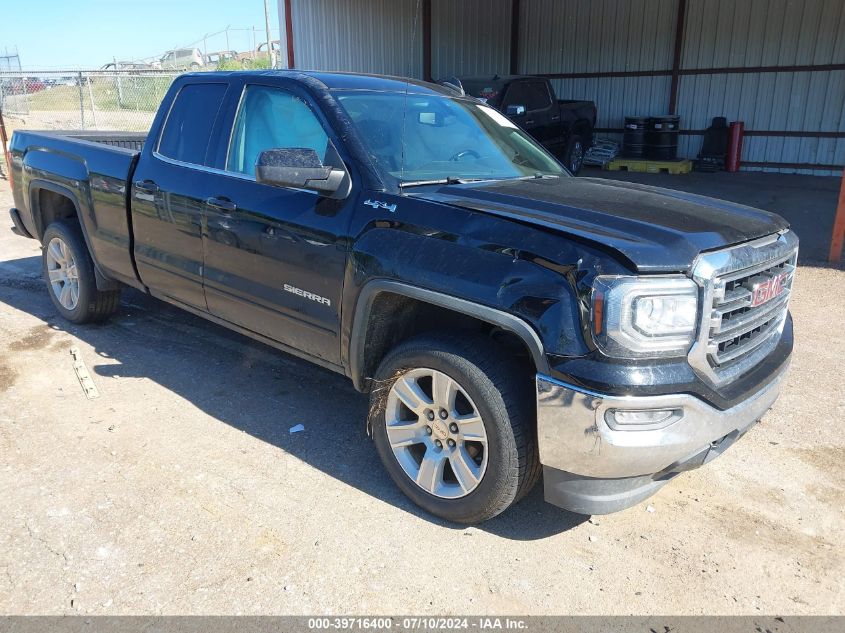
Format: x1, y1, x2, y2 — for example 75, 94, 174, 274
335, 92, 565, 187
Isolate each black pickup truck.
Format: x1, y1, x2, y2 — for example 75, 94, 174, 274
8, 71, 796, 524
456, 75, 596, 174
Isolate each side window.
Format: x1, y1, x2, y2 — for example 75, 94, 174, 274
226, 85, 329, 177
527, 82, 552, 110
502, 82, 531, 109
157, 83, 227, 165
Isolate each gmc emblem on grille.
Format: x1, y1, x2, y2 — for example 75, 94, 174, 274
750, 271, 788, 307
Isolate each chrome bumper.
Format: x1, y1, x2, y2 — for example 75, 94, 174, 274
536, 363, 788, 513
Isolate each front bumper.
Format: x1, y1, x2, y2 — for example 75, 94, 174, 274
536, 361, 788, 514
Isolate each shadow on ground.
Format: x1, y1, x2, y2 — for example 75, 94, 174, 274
0, 256, 586, 541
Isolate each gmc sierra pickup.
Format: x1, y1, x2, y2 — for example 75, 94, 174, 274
8, 71, 796, 524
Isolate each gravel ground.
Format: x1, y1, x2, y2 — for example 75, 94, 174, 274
0, 185, 842, 615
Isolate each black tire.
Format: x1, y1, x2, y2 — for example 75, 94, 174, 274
563, 133, 586, 175
368, 333, 540, 524
42, 219, 120, 324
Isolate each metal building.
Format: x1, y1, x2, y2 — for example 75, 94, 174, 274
276, 0, 845, 176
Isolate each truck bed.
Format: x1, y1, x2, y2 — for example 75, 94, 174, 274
558, 100, 597, 124
9, 129, 146, 287
18, 129, 147, 151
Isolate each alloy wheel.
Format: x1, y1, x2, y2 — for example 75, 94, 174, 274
45, 237, 80, 311
385, 368, 489, 499
571, 141, 584, 173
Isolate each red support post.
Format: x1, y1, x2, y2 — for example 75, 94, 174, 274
0, 106, 11, 190
284, 0, 295, 70
829, 170, 845, 264
726, 121, 744, 172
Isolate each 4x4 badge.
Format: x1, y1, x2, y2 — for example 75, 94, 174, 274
364, 199, 397, 213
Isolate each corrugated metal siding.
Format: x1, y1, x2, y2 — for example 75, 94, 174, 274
518, 0, 677, 134
281, 0, 845, 174
680, 0, 845, 174
519, 0, 678, 73
682, 0, 845, 68
430, 0, 511, 79
290, 0, 422, 77
552, 76, 672, 129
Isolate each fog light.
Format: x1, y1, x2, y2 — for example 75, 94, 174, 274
605, 408, 682, 430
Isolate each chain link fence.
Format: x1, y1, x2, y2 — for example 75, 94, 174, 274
1, 69, 182, 132
1, 69, 184, 177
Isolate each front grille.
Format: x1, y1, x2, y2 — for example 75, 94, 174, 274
708, 253, 796, 368
688, 231, 799, 386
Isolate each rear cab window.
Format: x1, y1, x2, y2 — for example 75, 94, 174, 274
462, 78, 507, 105
157, 83, 228, 166
503, 80, 550, 112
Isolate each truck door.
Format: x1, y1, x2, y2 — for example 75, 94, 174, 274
200, 81, 353, 367
501, 80, 552, 146
130, 81, 230, 311
526, 80, 560, 150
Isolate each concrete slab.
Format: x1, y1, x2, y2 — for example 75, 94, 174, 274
1, 185, 843, 615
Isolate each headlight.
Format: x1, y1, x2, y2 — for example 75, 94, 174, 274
592, 276, 699, 358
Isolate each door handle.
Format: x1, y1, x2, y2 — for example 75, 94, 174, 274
525, 119, 535, 125
134, 180, 159, 195
206, 196, 237, 213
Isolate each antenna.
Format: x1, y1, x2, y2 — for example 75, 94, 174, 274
400, 0, 423, 184
407, 0, 421, 79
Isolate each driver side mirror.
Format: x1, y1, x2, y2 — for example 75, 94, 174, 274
255, 148, 349, 198
506, 104, 526, 117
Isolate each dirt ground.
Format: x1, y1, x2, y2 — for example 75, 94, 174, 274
0, 184, 842, 615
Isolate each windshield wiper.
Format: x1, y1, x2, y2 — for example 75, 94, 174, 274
399, 173, 559, 189
398, 176, 487, 189
517, 173, 560, 180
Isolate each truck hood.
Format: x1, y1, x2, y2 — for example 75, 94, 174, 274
415, 176, 788, 272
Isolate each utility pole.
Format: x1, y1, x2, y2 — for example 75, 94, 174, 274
263, 0, 275, 68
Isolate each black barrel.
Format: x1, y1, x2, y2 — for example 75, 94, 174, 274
647, 115, 680, 160
622, 116, 649, 158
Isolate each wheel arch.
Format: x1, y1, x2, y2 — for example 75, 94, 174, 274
348, 280, 549, 392
29, 180, 81, 242
28, 180, 119, 291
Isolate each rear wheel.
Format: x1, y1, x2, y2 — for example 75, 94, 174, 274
42, 220, 120, 324
369, 333, 540, 524
563, 134, 586, 175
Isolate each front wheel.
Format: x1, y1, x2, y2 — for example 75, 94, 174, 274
369, 333, 540, 524
42, 220, 120, 324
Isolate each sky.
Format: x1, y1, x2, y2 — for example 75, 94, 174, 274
0, 0, 280, 69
